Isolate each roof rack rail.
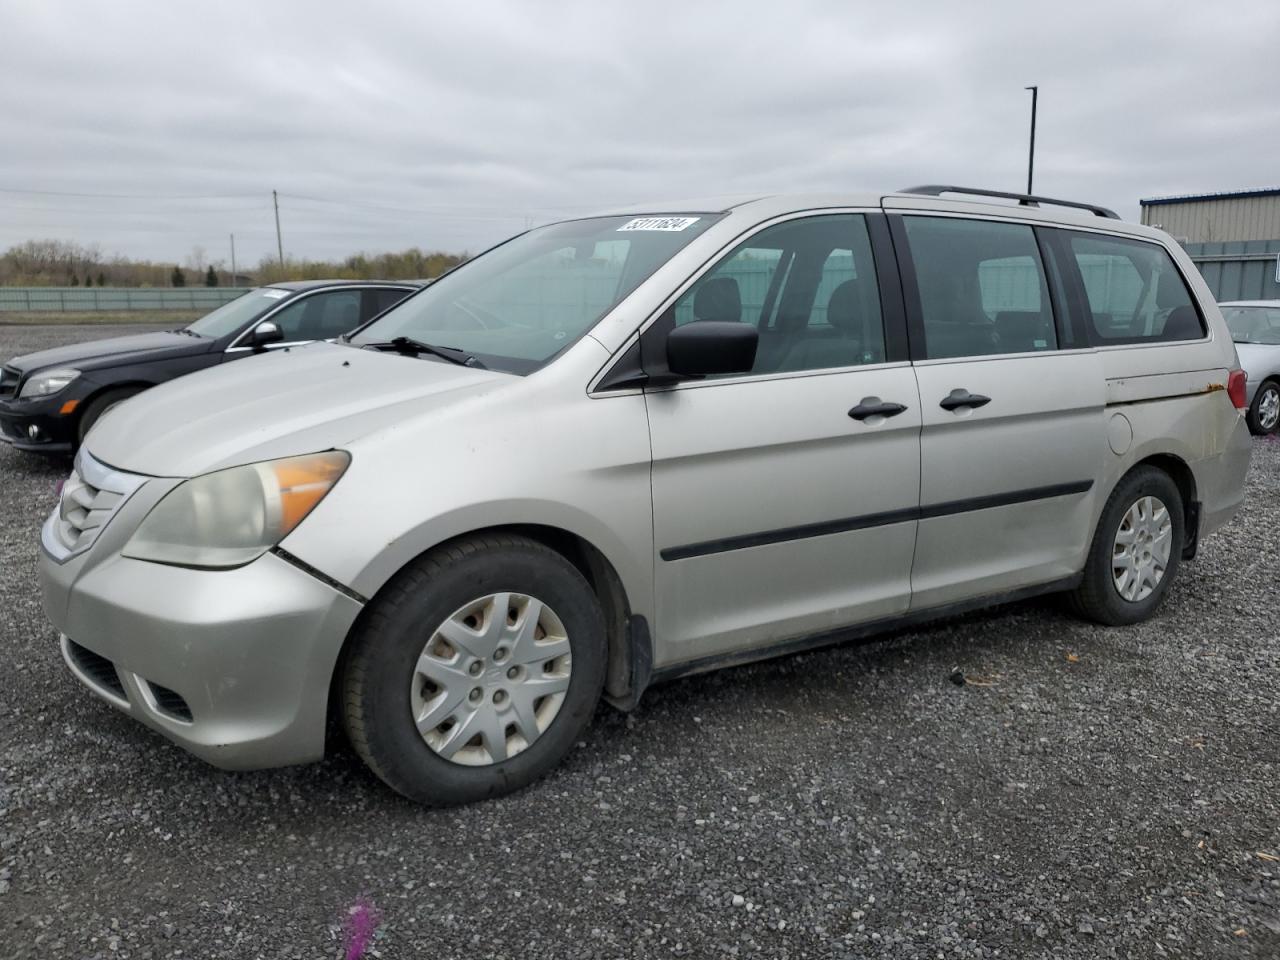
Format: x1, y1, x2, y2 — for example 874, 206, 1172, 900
898, 184, 1120, 220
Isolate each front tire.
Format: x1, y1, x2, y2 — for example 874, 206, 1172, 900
1069, 466, 1184, 626
1246, 380, 1280, 435
341, 534, 606, 805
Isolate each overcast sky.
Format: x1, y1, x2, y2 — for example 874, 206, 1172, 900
2, 0, 1278, 268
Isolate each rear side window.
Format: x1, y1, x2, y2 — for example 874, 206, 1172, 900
1066, 233, 1204, 344
902, 217, 1057, 359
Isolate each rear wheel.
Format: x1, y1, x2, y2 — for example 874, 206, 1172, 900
1246, 380, 1280, 435
342, 533, 606, 805
77, 387, 144, 444
1069, 466, 1184, 625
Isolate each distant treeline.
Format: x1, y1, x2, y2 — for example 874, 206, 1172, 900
254, 249, 468, 284
0, 239, 469, 288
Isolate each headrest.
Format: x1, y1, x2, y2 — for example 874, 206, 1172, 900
1156, 278, 1189, 309
693, 277, 742, 323
1161, 305, 1202, 340
995, 311, 1051, 351
827, 281, 859, 333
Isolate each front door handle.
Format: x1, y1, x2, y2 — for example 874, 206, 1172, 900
848, 399, 908, 421
939, 389, 992, 411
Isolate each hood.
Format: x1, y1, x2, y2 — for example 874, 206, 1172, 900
86, 341, 508, 477
7, 330, 210, 375
1233, 341, 1280, 379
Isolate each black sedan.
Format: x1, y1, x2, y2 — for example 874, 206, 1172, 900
0, 279, 419, 455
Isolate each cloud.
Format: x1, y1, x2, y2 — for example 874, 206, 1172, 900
1, 0, 1278, 265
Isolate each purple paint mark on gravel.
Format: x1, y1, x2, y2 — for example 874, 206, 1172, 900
343, 898, 381, 960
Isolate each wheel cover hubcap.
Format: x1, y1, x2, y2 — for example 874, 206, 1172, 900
1111, 495, 1172, 603
1259, 387, 1279, 430
410, 592, 572, 766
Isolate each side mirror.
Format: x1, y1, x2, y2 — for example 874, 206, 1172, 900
666, 321, 757, 377
249, 321, 284, 352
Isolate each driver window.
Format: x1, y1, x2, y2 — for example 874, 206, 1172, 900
266, 291, 362, 341
670, 214, 886, 375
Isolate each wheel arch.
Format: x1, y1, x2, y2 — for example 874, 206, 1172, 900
328, 522, 647, 733
77, 379, 154, 420
1127, 451, 1199, 559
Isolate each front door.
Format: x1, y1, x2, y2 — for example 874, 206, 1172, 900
645, 212, 922, 666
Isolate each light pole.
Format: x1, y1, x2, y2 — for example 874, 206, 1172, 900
273, 189, 284, 268
1025, 85, 1038, 195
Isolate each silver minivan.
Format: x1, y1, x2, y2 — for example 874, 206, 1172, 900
39, 187, 1252, 804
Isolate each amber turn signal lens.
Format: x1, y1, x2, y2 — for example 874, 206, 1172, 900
269, 451, 350, 535
59, 399, 80, 415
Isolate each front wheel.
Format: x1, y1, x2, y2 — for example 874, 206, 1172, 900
1069, 467, 1184, 626
1247, 380, 1280, 435
341, 534, 606, 805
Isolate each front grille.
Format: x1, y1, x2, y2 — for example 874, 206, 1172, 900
0, 365, 19, 399
66, 638, 127, 701
44, 451, 148, 561
147, 682, 193, 723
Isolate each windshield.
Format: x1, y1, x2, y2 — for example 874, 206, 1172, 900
186, 288, 292, 338
1222, 305, 1280, 345
352, 214, 721, 372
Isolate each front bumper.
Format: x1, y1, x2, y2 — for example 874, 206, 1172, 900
40, 544, 364, 770
0, 393, 80, 453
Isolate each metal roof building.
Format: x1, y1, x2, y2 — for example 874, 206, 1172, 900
1139, 187, 1280, 244
1139, 188, 1280, 301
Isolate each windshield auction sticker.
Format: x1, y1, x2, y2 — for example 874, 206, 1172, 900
617, 216, 701, 232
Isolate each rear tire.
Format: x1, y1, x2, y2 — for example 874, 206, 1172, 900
77, 387, 144, 445
342, 533, 606, 805
1246, 380, 1280, 435
1069, 466, 1184, 626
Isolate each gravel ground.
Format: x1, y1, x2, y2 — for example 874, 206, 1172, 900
1, 324, 1278, 959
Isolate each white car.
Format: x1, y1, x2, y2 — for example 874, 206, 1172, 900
1219, 300, 1280, 434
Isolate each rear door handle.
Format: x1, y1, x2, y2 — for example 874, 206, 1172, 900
939, 389, 991, 411
848, 399, 908, 421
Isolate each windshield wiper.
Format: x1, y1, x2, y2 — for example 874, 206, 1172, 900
172, 328, 204, 337
373, 336, 486, 368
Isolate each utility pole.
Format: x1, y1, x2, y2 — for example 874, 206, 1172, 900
229, 233, 236, 285
272, 189, 284, 268
1024, 85, 1038, 195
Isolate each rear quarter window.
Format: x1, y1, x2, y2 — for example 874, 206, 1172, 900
1066, 233, 1204, 345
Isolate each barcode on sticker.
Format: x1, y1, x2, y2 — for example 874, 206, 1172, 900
618, 216, 700, 232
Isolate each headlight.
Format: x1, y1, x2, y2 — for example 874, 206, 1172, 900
19, 368, 80, 398
122, 451, 350, 569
